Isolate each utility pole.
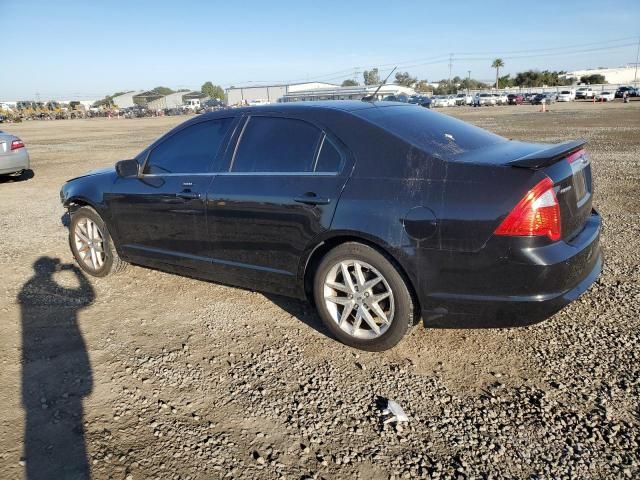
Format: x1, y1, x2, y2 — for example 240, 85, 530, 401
448, 53, 453, 86
634, 36, 640, 84
467, 70, 471, 95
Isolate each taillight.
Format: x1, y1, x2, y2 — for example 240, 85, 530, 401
11, 139, 24, 150
495, 176, 561, 241
565, 149, 586, 165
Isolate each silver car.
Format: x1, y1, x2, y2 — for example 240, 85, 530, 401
0, 130, 30, 177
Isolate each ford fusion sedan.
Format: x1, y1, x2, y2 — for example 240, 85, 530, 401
0, 131, 30, 178
60, 101, 602, 351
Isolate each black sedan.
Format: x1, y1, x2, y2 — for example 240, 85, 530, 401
408, 95, 433, 108
60, 101, 602, 351
615, 86, 638, 98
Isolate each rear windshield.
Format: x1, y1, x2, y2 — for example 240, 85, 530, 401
355, 105, 506, 160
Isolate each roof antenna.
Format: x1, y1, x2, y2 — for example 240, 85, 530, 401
362, 66, 397, 102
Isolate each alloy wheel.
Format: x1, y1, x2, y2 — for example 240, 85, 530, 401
323, 260, 395, 339
74, 217, 106, 271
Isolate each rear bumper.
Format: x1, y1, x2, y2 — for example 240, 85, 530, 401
0, 149, 30, 174
420, 210, 603, 328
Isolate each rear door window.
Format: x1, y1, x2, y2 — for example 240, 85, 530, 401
355, 105, 506, 160
231, 117, 322, 173
314, 137, 344, 173
144, 118, 233, 174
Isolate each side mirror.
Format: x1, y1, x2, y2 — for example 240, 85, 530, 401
115, 159, 139, 178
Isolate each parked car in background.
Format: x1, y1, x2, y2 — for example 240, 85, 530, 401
495, 93, 509, 105
408, 95, 432, 108
475, 93, 496, 106
432, 95, 455, 107
614, 86, 638, 98
524, 93, 537, 103
575, 87, 594, 100
531, 93, 556, 105
0, 131, 31, 179
382, 94, 409, 103
507, 94, 524, 105
596, 91, 615, 102
557, 90, 575, 102
59, 101, 603, 351
455, 93, 473, 106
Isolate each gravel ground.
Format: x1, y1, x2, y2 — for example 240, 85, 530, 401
0, 101, 638, 479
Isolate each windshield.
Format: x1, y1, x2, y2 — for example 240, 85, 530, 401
355, 105, 506, 160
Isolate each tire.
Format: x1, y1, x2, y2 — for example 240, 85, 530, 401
69, 206, 127, 277
313, 242, 415, 351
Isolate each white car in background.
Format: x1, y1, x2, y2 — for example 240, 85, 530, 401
454, 93, 473, 105
475, 93, 496, 106
557, 90, 575, 102
596, 91, 615, 102
495, 93, 508, 105
432, 95, 455, 107
575, 87, 594, 100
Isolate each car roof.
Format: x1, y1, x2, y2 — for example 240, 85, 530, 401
186, 100, 416, 124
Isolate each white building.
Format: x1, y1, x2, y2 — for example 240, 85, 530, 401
226, 82, 338, 105
280, 84, 417, 102
112, 91, 144, 109
563, 65, 639, 85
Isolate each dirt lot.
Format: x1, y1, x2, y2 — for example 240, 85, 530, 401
1, 102, 639, 479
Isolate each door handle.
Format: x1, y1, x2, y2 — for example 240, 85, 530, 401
293, 192, 331, 205
176, 191, 201, 200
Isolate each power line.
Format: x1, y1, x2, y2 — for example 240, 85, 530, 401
455, 35, 638, 56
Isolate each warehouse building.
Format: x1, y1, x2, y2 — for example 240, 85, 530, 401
147, 91, 189, 110
133, 91, 164, 106
226, 82, 337, 105
562, 64, 639, 84
280, 84, 416, 102
112, 91, 143, 109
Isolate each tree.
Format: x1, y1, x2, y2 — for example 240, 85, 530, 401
492, 58, 505, 89
414, 79, 431, 93
394, 71, 417, 87
457, 78, 490, 92
363, 68, 380, 86
151, 86, 174, 96
201, 81, 225, 100
499, 74, 514, 88
513, 70, 574, 87
341, 79, 359, 87
580, 74, 606, 84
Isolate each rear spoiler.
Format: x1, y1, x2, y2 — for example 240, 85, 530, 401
508, 139, 587, 169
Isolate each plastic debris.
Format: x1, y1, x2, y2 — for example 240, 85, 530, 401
382, 398, 409, 423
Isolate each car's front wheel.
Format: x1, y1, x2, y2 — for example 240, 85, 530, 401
69, 206, 127, 277
313, 242, 415, 351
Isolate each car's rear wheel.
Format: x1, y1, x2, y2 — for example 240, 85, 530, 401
69, 206, 127, 277
313, 242, 415, 351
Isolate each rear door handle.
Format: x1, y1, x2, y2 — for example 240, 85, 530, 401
176, 191, 201, 200
293, 193, 331, 205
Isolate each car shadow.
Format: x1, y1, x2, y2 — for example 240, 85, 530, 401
18, 256, 95, 480
263, 293, 335, 340
0, 169, 34, 183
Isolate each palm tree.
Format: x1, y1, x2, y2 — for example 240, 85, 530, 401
492, 58, 505, 89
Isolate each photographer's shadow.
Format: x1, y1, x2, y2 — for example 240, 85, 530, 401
18, 257, 95, 480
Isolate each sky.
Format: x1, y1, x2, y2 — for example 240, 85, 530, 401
1, 0, 639, 100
